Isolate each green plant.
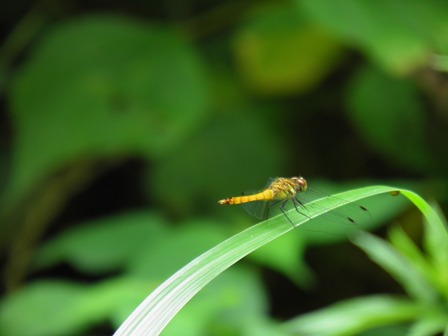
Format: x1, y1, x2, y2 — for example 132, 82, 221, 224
114, 186, 448, 335
2, 1, 448, 335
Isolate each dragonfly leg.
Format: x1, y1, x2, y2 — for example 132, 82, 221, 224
294, 196, 308, 211
292, 198, 311, 220
269, 200, 291, 225
279, 201, 295, 228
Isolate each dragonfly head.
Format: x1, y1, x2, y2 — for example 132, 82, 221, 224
291, 176, 307, 192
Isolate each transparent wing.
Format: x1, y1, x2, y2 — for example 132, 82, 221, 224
241, 199, 270, 219
293, 186, 371, 236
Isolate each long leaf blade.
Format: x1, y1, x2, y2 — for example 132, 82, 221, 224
114, 185, 432, 336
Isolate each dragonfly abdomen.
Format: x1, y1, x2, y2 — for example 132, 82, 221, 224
218, 189, 274, 205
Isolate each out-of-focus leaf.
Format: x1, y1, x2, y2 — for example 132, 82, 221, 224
149, 112, 286, 217
249, 231, 315, 288
0, 277, 154, 336
282, 295, 419, 336
233, 4, 343, 95
7, 15, 208, 206
423, 203, 448, 296
0, 281, 89, 336
33, 211, 168, 274
346, 66, 431, 172
431, 54, 448, 72
299, 0, 448, 74
388, 226, 436, 288
242, 319, 289, 336
127, 220, 229, 279
409, 314, 448, 336
162, 268, 268, 336
353, 231, 437, 303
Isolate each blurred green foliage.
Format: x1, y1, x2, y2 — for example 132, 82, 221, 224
347, 66, 430, 171
1, 0, 448, 335
7, 16, 209, 204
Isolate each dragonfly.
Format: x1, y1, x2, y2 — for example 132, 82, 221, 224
218, 176, 369, 229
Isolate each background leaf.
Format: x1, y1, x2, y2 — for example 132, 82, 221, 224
7, 15, 209, 205
299, 0, 448, 73
346, 65, 430, 171
283, 295, 419, 336
233, 4, 343, 95
33, 211, 168, 274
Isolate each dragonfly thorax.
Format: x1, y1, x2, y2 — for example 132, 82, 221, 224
268, 176, 307, 200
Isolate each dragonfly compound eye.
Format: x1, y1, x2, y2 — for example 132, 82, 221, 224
291, 176, 307, 191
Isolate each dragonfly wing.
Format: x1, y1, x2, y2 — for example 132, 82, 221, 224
297, 186, 371, 228
241, 198, 269, 219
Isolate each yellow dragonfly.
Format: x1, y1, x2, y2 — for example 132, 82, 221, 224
218, 176, 368, 228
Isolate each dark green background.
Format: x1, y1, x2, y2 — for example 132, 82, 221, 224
1, 1, 448, 335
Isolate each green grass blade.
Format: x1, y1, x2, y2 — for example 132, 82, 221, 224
282, 295, 420, 335
353, 231, 437, 303
352, 189, 448, 303
114, 215, 294, 336
399, 189, 448, 238
423, 203, 448, 299
113, 185, 432, 336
